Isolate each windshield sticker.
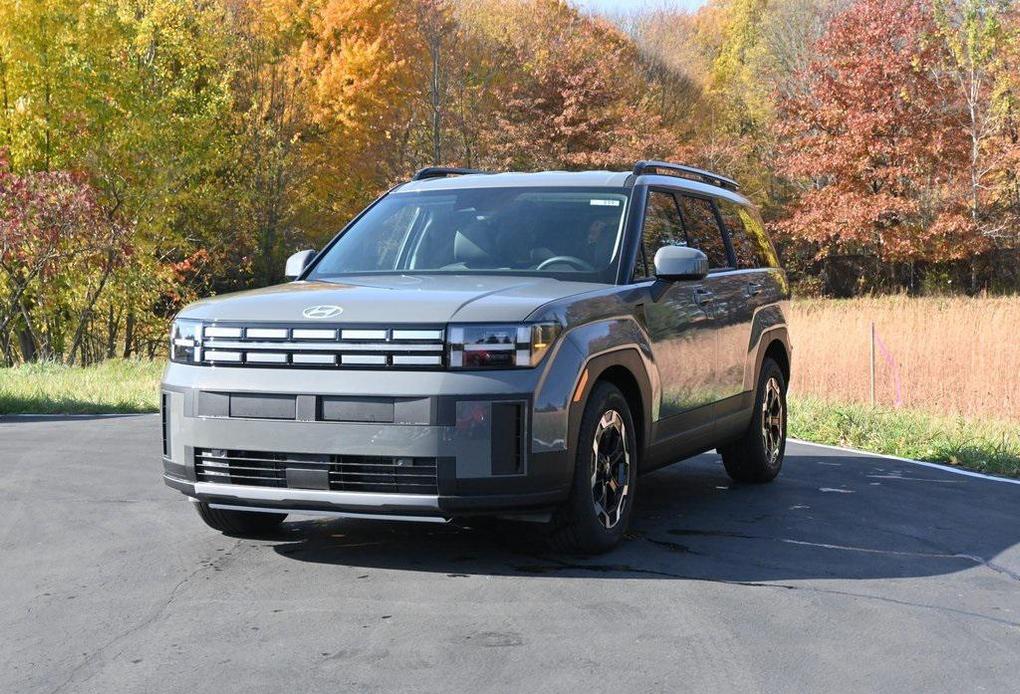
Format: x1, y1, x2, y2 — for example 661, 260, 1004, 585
590, 199, 621, 207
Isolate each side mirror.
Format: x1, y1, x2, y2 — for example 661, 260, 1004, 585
653, 245, 708, 282
285, 249, 316, 279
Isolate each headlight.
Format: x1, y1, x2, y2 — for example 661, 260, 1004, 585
447, 323, 561, 369
170, 318, 203, 363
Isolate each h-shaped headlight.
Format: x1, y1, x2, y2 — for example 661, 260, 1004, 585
446, 323, 561, 369
169, 318, 203, 364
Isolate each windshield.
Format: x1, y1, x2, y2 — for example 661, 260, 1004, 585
307, 187, 630, 283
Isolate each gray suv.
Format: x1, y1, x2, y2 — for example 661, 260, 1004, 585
161, 161, 791, 553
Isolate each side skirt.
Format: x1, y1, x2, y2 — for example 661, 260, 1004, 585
642, 392, 754, 472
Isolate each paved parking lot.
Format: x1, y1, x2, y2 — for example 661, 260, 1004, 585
2, 414, 1018, 693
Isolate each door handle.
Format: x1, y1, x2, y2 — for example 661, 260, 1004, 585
693, 288, 715, 306
746, 281, 763, 297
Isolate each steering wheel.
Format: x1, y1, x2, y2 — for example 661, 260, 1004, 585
535, 255, 595, 272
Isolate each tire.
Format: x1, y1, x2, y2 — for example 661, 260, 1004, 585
194, 502, 287, 537
720, 357, 787, 484
548, 382, 638, 554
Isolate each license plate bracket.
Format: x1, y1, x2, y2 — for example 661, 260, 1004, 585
285, 467, 330, 490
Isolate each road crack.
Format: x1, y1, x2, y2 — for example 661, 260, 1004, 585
47, 538, 250, 694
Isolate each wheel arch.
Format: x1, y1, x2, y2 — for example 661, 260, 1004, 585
763, 338, 790, 385
749, 325, 792, 391
567, 349, 653, 472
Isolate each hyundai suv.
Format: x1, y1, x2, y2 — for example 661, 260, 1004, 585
161, 161, 791, 553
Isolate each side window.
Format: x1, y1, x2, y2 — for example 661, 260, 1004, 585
678, 195, 730, 270
716, 199, 778, 269
633, 190, 687, 280
741, 206, 781, 268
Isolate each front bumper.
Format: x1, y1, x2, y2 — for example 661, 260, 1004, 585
161, 363, 573, 519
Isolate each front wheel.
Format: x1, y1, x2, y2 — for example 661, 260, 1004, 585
194, 502, 287, 537
548, 382, 637, 554
720, 357, 787, 484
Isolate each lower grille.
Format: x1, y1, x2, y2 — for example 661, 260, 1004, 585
195, 449, 438, 494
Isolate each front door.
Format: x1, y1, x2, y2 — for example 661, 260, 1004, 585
636, 190, 724, 420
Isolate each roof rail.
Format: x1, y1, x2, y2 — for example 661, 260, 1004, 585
632, 160, 739, 192
412, 167, 487, 181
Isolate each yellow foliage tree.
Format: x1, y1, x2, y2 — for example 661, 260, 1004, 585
297, 0, 421, 235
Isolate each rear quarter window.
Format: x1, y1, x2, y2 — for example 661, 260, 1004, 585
716, 199, 780, 269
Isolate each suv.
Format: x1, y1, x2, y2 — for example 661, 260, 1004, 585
161, 161, 791, 553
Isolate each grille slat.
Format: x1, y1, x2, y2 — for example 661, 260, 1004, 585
195, 448, 438, 495
331, 471, 436, 479
198, 324, 445, 369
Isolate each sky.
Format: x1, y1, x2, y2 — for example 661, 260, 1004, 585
571, 0, 708, 14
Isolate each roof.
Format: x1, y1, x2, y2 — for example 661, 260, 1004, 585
394, 168, 751, 205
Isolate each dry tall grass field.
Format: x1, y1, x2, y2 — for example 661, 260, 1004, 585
788, 296, 1020, 422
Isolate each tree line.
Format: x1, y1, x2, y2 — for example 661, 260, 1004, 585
1, 0, 1017, 365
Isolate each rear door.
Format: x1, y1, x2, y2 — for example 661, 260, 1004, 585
712, 197, 783, 401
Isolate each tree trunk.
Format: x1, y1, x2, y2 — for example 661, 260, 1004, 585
67, 256, 115, 366
106, 304, 119, 359
123, 310, 135, 358
430, 37, 442, 166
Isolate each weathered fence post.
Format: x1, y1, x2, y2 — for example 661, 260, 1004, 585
870, 321, 876, 407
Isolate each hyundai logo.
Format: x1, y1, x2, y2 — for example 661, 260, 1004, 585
302, 305, 344, 319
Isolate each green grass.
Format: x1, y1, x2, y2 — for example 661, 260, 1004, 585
789, 396, 1020, 478
2, 360, 1017, 478
0, 359, 163, 414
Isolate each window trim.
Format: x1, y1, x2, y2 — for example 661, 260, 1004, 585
623, 184, 743, 284
633, 186, 689, 281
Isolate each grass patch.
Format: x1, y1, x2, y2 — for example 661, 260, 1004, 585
0, 359, 163, 414
790, 396, 1020, 478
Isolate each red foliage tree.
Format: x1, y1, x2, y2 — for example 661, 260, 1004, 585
476, 0, 679, 170
774, 0, 981, 284
0, 151, 132, 362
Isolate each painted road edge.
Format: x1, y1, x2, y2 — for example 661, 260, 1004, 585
789, 438, 1020, 486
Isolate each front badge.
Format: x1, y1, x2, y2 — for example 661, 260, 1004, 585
302, 305, 344, 319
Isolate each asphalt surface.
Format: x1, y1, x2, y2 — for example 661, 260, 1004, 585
2, 414, 1018, 693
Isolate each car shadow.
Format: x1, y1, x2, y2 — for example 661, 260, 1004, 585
270, 451, 1020, 583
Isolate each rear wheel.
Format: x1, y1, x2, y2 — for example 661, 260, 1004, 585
194, 502, 287, 537
549, 382, 637, 554
720, 357, 787, 484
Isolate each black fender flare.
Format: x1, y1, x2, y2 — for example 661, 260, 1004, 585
566, 347, 655, 471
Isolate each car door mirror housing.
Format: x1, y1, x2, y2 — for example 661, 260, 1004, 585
285, 249, 317, 279
653, 245, 709, 282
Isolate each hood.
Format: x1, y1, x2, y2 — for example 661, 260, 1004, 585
177, 274, 607, 324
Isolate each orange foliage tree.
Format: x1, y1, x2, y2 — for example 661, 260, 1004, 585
468, 0, 679, 170
774, 0, 989, 292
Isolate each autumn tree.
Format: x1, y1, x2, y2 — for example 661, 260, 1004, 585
458, 0, 679, 171
0, 153, 131, 363
933, 0, 1020, 288
228, 0, 314, 286
0, 0, 242, 362
775, 0, 978, 294
295, 0, 423, 234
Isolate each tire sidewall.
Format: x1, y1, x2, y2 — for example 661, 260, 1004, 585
754, 359, 787, 478
565, 382, 638, 551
